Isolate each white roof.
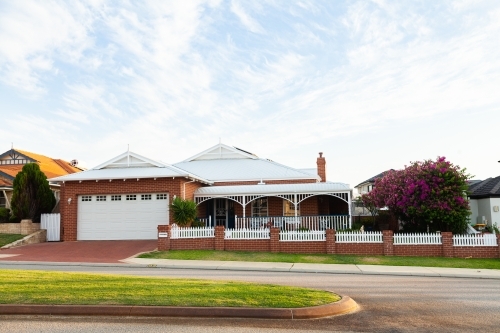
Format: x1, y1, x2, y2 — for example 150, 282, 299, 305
174, 158, 319, 182
183, 143, 258, 161
49, 151, 212, 183
195, 182, 350, 196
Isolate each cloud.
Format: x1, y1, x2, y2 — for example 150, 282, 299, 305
230, 0, 265, 33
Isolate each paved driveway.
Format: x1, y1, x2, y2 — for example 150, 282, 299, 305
0, 240, 157, 263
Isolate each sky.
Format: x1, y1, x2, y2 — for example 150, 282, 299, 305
1, 0, 499, 193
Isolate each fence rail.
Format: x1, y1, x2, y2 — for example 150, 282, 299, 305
336, 231, 383, 243
453, 234, 497, 246
225, 228, 270, 239
280, 230, 326, 241
394, 233, 442, 245
235, 215, 350, 231
170, 226, 214, 239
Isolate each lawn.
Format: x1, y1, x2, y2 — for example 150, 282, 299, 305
0, 270, 340, 308
138, 250, 500, 270
0, 233, 24, 247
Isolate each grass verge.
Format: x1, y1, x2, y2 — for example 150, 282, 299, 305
0, 234, 24, 247
0, 270, 340, 307
138, 250, 500, 269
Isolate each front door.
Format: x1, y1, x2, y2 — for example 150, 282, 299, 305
215, 199, 226, 226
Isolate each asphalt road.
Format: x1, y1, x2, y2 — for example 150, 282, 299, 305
1, 263, 499, 333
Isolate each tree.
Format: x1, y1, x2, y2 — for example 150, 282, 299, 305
358, 195, 378, 227
170, 197, 197, 227
11, 163, 56, 223
364, 157, 470, 234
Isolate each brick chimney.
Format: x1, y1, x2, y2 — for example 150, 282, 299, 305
317, 152, 326, 182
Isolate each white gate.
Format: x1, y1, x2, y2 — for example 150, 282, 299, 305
41, 213, 60, 241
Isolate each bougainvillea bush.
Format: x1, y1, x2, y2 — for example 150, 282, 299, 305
362, 157, 470, 234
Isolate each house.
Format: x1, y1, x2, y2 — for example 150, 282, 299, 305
468, 176, 500, 229
0, 148, 82, 211
49, 143, 352, 241
354, 170, 394, 196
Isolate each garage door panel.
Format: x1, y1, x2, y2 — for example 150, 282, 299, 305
77, 194, 169, 240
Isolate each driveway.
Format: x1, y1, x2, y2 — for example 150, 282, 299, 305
0, 240, 157, 263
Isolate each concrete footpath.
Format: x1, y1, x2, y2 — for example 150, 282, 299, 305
1, 256, 499, 279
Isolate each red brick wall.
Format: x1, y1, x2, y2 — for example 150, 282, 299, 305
300, 197, 318, 216
171, 238, 215, 250
61, 178, 186, 241
225, 239, 270, 252
279, 241, 326, 254
394, 245, 443, 257
453, 246, 498, 258
336, 243, 384, 255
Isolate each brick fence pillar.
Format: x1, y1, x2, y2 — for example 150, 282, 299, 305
383, 230, 394, 256
497, 234, 500, 258
157, 225, 171, 251
215, 226, 225, 251
270, 227, 280, 253
441, 232, 453, 258
326, 229, 336, 254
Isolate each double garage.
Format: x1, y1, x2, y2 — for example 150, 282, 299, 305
77, 193, 169, 240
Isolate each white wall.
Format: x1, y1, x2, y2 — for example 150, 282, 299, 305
489, 198, 500, 228
469, 199, 478, 225
477, 198, 491, 225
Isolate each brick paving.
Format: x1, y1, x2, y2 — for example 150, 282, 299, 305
0, 240, 157, 263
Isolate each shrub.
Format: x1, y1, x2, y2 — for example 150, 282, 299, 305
0, 208, 10, 222
170, 197, 197, 227
11, 163, 56, 223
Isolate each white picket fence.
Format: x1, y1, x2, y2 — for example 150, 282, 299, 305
41, 213, 60, 241
170, 226, 214, 239
393, 233, 442, 245
235, 215, 351, 231
225, 228, 270, 239
336, 231, 383, 243
280, 230, 326, 241
453, 234, 498, 246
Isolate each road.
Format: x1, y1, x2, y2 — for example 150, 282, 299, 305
1, 263, 499, 332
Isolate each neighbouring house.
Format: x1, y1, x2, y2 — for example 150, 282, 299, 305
468, 176, 500, 229
354, 170, 394, 196
49, 143, 352, 241
0, 148, 83, 212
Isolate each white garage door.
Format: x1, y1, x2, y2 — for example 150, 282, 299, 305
77, 193, 169, 240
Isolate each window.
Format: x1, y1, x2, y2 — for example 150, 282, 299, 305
141, 194, 152, 200
157, 194, 168, 200
126, 195, 136, 201
111, 195, 121, 201
0, 192, 6, 208
81, 196, 92, 202
283, 200, 299, 216
251, 198, 268, 217
96, 195, 106, 201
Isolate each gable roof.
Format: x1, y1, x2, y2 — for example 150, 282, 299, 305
468, 176, 500, 198
0, 149, 82, 187
182, 143, 258, 162
174, 144, 320, 183
355, 170, 395, 188
49, 150, 212, 184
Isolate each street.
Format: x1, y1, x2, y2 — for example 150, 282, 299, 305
1, 263, 499, 332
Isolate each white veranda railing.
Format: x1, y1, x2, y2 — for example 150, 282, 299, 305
280, 230, 326, 241
170, 225, 214, 239
336, 231, 383, 243
393, 233, 442, 245
235, 215, 350, 231
225, 228, 270, 239
453, 234, 497, 246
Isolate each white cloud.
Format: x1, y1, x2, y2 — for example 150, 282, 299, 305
230, 0, 265, 33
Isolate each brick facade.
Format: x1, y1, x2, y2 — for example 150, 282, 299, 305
157, 227, 500, 258
60, 178, 206, 241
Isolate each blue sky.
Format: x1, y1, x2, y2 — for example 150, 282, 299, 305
1, 0, 499, 191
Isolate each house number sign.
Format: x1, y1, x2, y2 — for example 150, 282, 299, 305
158, 232, 168, 238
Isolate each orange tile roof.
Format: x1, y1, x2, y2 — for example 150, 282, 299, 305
0, 149, 82, 181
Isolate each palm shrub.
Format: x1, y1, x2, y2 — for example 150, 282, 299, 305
11, 163, 56, 223
170, 197, 197, 227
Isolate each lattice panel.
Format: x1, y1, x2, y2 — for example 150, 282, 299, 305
296, 193, 315, 204
276, 194, 294, 203
326, 192, 349, 203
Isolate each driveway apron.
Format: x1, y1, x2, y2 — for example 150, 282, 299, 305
0, 240, 157, 263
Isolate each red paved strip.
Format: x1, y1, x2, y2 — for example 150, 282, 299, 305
0, 240, 157, 263
0, 297, 358, 319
